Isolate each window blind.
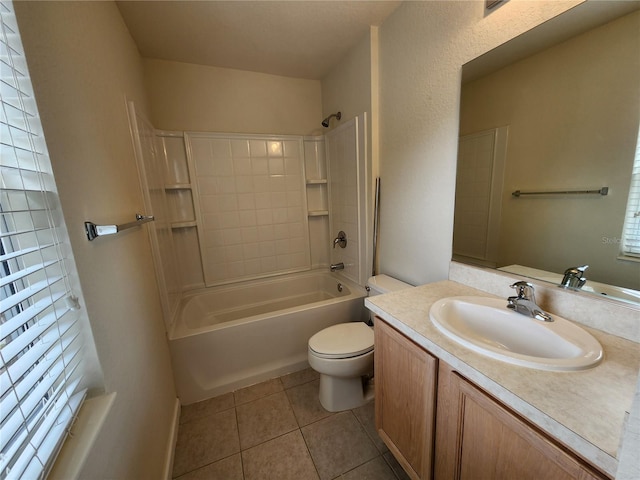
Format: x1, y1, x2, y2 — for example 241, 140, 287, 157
621, 131, 640, 258
1, 1, 88, 478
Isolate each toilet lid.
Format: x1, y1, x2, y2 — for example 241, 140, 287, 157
309, 322, 374, 359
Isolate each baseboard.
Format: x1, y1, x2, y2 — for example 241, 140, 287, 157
163, 398, 181, 480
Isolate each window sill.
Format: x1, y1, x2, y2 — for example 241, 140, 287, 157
48, 392, 117, 480
617, 254, 640, 264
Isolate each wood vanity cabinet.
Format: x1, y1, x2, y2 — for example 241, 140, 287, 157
435, 362, 609, 480
374, 319, 438, 480
374, 319, 610, 480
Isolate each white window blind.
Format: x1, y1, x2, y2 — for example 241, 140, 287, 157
621, 129, 640, 258
1, 1, 89, 478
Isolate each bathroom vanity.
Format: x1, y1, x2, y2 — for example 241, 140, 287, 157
366, 278, 640, 480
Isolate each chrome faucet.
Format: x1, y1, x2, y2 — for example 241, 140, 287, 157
559, 265, 588, 289
507, 281, 553, 322
333, 231, 347, 249
330, 262, 344, 272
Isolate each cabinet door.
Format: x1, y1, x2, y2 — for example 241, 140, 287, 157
375, 319, 438, 480
435, 363, 609, 480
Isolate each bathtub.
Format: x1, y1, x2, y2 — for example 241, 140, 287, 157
168, 270, 369, 405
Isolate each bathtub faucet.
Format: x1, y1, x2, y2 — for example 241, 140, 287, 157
330, 262, 344, 272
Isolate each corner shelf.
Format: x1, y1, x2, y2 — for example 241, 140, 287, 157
165, 183, 192, 190
308, 210, 329, 217
171, 221, 198, 229
306, 179, 327, 185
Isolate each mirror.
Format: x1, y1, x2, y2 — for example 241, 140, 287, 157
454, 3, 640, 305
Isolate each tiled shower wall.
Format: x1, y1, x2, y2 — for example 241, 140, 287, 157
186, 133, 311, 286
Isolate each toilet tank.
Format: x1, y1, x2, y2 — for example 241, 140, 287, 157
367, 274, 412, 296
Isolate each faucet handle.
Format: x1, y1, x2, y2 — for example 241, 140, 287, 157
510, 281, 535, 300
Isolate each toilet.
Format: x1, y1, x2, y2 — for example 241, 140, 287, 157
308, 274, 412, 412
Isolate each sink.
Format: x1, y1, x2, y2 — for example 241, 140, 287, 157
429, 296, 603, 371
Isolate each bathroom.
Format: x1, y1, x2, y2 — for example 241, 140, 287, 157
3, 0, 639, 479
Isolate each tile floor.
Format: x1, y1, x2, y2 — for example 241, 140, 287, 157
172, 368, 411, 480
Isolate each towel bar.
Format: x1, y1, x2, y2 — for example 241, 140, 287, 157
85, 214, 154, 241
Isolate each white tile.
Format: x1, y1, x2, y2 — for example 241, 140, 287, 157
241, 227, 259, 243
250, 140, 267, 157
223, 228, 242, 245
201, 213, 220, 229
258, 225, 274, 241
254, 175, 271, 193
256, 209, 273, 226
235, 176, 254, 194
237, 193, 256, 210
271, 192, 287, 208
273, 208, 288, 224
259, 241, 276, 257
273, 224, 289, 240
234, 157, 252, 175
269, 157, 284, 175
213, 157, 234, 176
226, 261, 245, 278
268, 176, 285, 192
267, 141, 283, 156
211, 139, 232, 158
261, 256, 277, 272
275, 239, 290, 255
283, 140, 300, 157
285, 157, 301, 175
251, 157, 269, 175
285, 175, 302, 191
218, 194, 238, 212
225, 244, 244, 262
239, 210, 257, 227
243, 243, 260, 260
197, 178, 219, 194
287, 191, 303, 207
255, 192, 272, 209
231, 139, 250, 157
219, 212, 240, 229
244, 259, 262, 276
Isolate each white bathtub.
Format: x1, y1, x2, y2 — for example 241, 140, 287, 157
169, 270, 369, 405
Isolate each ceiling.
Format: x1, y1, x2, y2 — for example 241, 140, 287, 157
116, 1, 402, 80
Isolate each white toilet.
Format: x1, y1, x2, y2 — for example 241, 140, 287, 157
308, 274, 412, 412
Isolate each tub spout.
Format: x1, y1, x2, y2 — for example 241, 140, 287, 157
330, 262, 344, 272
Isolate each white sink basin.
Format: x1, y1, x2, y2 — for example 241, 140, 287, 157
429, 296, 603, 371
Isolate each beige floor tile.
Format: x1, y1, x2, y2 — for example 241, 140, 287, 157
340, 456, 397, 480
352, 401, 388, 453
234, 377, 284, 405
180, 393, 235, 424
237, 390, 299, 449
242, 430, 320, 480
301, 411, 379, 480
174, 453, 243, 480
172, 408, 240, 478
280, 366, 319, 389
286, 379, 334, 427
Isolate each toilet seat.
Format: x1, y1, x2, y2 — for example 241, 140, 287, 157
308, 322, 374, 359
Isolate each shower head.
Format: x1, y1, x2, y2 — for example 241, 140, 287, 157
321, 111, 342, 128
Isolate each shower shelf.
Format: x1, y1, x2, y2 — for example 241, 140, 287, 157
165, 183, 192, 190
306, 179, 327, 185
171, 221, 197, 229
308, 210, 329, 217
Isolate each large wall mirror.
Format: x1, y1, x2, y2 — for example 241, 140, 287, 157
454, 2, 640, 305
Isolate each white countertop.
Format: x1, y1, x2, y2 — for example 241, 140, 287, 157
365, 280, 640, 477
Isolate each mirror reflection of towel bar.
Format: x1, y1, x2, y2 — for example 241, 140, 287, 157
512, 187, 608, 197
85, 214, 154, 241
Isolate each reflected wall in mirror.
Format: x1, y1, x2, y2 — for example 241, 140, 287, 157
454, 4, 640, 305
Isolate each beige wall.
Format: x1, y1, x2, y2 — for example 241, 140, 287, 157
376, 0, 584, 286
460, 11, 640, 290
14, 2, 177, 479
144, 59, 323, 135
